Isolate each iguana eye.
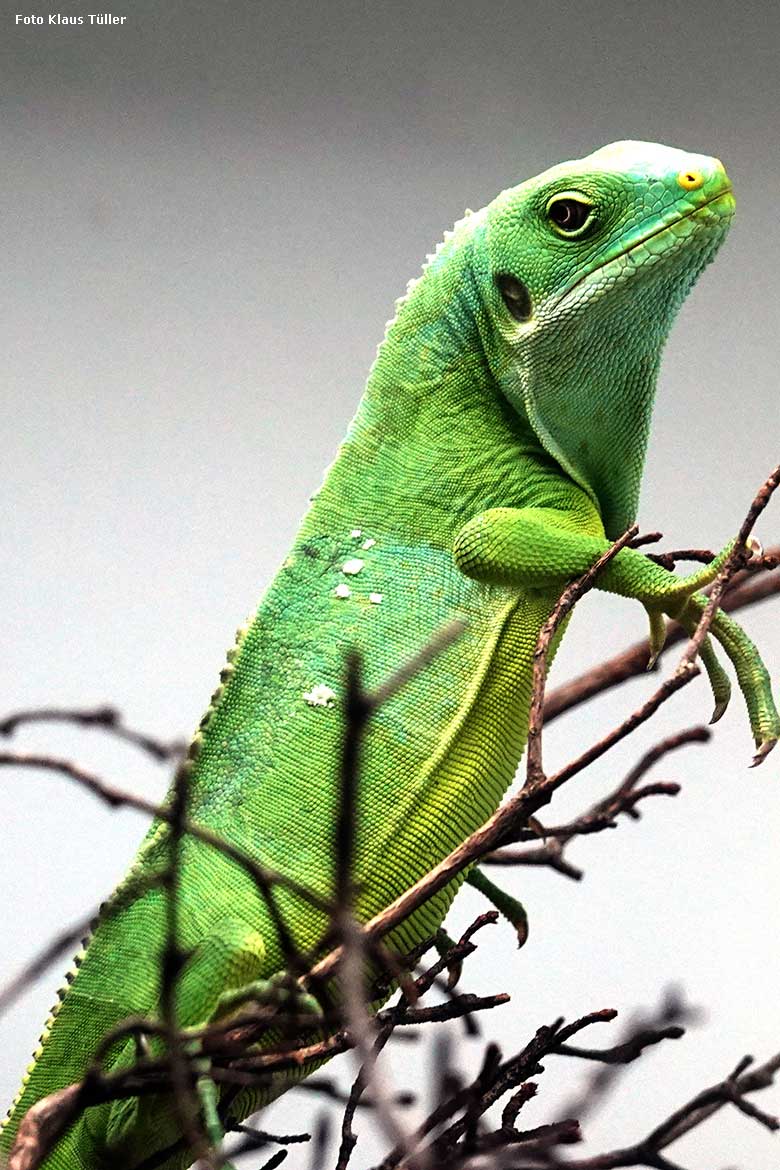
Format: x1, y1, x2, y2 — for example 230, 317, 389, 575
495, 273, 533, 321
546, 195, 594, 236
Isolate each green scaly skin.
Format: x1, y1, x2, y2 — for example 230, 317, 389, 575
3, 141, 775, 1170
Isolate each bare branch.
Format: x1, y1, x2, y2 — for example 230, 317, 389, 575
486, 726, 710, 874
0, 705, 185, 762
525, 526, 639, 787
529, 1049, 780, 1170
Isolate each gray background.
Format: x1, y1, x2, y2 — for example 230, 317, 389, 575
2, 0, 780, 1164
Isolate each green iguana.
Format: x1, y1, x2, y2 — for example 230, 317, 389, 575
3, 140, 775, 1170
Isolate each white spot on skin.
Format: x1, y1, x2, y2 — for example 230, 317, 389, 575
369, 592, 383, 604
342, 558, 364, 576
361, 538, 376, 550
303, 684, 337, 709
350, 528, 362, 539
334, 583, 351, 599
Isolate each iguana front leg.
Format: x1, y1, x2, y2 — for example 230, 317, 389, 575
454, 506, 779, 758
97, 919, 272, 1169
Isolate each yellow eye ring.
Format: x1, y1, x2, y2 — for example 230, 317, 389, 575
677, 170, 704, 191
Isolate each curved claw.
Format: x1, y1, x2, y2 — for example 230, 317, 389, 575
646, 609, 668, 671
750, 737, 777, 768
710, 699, 729, 724
467, 867, 529, 948
746, 535, 764, 561
678, 616, 732, 723
434, 928, 462, 989
700, 638, 731, 723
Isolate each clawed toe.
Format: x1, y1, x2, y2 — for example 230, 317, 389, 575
746, 535, 764, 562
646, 609, 667, 671
750, 738, 777, 768
710, 698, 729, 724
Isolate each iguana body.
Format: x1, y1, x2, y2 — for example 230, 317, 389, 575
3, 141, 774, 1170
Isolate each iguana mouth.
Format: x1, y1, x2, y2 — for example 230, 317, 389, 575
553, 186, 735, 308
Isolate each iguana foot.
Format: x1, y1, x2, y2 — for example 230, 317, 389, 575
466, 867, 528, 948
751, 737, 778, 767
213, 974, 323, 1022
636, 543, 776, 758
681, 595, 780, 763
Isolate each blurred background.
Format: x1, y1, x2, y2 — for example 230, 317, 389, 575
2, 0, 780, 1163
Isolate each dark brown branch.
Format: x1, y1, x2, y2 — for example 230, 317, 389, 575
298, 1079, 415, 1110
223, 1121, 311, 1162
334, 1028, 395, 1170
0, 705, 185, 762
332, 651, 415, 1162
373, 1008, 685, 1170
413, 914, 499, 998
553, 990, 697, 1135
486, 726, 710, 875
531, 1050, 780, 1170
525, 526, 639, 787
257, 1150, 288, 1170
159, 758, 213, 1166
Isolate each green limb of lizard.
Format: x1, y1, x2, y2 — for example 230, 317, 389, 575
680, 596, 780, 762
454, 507, 777, 758
193, 1067, 236, 1170
647, 609, 668, 670
433, 928, 463, 989
212, 975, 323, 1022
102, 919, 269, 1165
453, 507, 734, 609
466, 868, 529, 948
694, 632, 732, 724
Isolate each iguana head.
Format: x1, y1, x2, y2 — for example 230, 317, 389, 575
478, 141, 735, 538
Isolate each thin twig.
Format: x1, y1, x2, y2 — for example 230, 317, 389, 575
525, 526, 639, 787
486, 726, 710, 873
530, 1050, 780, 1169
159, 763, 212, 1166
333, 652, 415, 1164
0, 705, 185, 762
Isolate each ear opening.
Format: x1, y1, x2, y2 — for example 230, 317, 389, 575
495, 273, 533, 322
